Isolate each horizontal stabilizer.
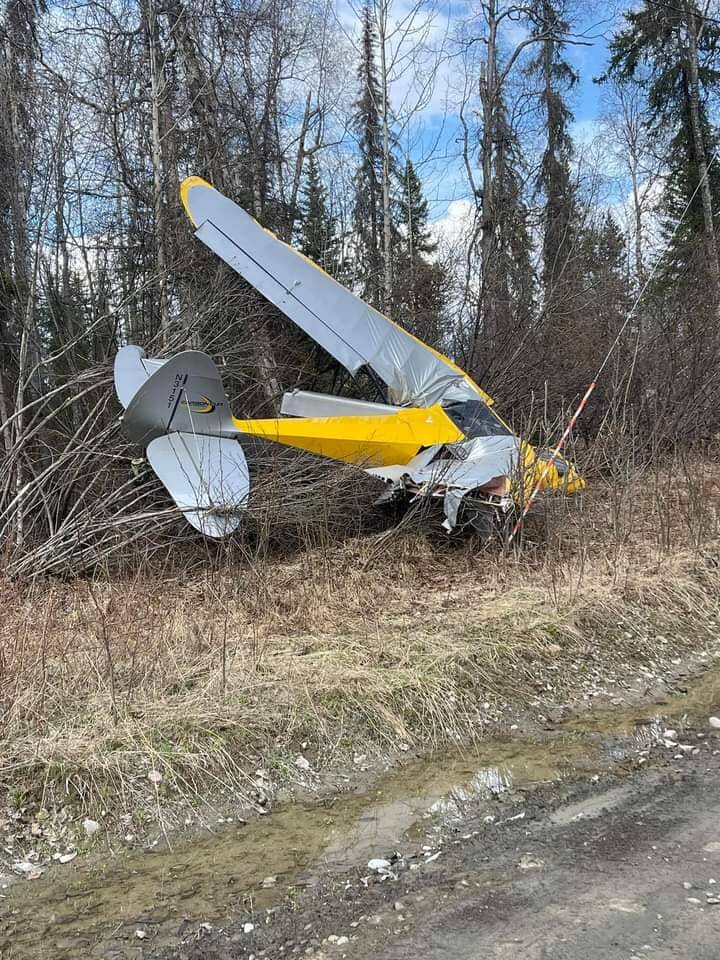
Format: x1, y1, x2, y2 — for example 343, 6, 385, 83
146, 433, 250, 538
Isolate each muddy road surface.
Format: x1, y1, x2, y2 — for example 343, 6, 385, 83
2, 665, 720, 959
168, 748, 720, 960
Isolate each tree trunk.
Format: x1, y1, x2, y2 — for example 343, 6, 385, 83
165, 0, 224, 187
630, 162, 644, 284
143, 0, 170, 342
378, 4, 393, 314
684, 1, 720, 299
478, 0, 498, 340
284, 92, 314, 242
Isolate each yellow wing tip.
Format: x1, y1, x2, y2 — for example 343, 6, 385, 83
180, 176, 215, 227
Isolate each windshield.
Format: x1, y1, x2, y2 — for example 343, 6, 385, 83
442, 400, 512, 440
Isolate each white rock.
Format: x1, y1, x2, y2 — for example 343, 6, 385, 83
706, 897, 720, 905
135, 930, 147, 940
12, 861, 37, 875
294, 756, 311, 771
336, 936, 349, 945
518, 853, 544, 870
663, 729, 678, 741
243, 922, 255, 934
58, 851, 77, 864
686, 897, 702, 904
262, 875, 277, 888
683, 881, 693, 890
367, 858, 391, 873
83, 818, 100, 836
147, 769, 163, 784
709, 717, 720, 729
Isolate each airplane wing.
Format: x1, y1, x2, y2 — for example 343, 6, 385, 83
180, 177, 491, 409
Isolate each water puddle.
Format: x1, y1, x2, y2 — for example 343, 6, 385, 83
2, 664, 718, 959
563, 664, 720, 739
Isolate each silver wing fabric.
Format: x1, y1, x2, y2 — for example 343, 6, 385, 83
181, 178, 486, 409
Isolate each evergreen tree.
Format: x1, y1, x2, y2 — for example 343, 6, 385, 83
481, 100, 535, 363
582, 213, 629, 356
352, 4, 385, 308
300, 153, 338, 275
394, 159, 447, 346
575, 213, 632, 427
521, 0, 586, 413
397, 159, 435, 260
528, 0, 578, 306
604, 1, 720, 297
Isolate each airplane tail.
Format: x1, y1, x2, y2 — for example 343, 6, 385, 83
114, 345, 249, 537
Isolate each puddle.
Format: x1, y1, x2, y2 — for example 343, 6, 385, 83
2, 664, 718, 959
563, 663, 720, 740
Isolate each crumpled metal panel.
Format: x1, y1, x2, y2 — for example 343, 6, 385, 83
371, 436, 521, 531
183, 179, 486, 408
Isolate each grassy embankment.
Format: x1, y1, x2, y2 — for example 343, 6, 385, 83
1, 451, 719, 833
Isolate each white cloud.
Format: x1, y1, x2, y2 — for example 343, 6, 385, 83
431, 197, 476, 247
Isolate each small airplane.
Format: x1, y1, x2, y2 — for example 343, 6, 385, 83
113, 176, 584, 538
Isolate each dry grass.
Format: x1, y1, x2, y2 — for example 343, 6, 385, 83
1, 451, 719, 828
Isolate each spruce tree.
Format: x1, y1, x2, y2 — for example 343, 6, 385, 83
572, 213, 632, 427
528, 0, 578, 306
394, 159, 447, 346
398, 159, 435, 261
604, 1, 720, 297
300, 153, 338, 275
482, 99, 534, 362
522, 0, 585, 412
352, 4, 384, 308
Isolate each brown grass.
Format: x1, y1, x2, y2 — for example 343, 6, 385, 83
0, 452, 719, 827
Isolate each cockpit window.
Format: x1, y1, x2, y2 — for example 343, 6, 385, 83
443, 400, 512, 439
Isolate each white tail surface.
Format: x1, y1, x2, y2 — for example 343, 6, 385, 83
146, 432, 250, 538
114, 345, 167, 409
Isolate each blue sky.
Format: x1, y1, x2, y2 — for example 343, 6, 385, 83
404, 3, 625, 231
567, 7, 617, 141
331, 1, 632, 236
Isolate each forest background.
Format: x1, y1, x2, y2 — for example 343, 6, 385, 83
1, 0, 720, 571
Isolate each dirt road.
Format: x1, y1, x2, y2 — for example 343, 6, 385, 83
340, 762, 720, 960
4, 666, 720, 960
164, 729, 720, 960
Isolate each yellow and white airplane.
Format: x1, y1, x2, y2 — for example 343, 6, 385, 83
113, 177, 583, 538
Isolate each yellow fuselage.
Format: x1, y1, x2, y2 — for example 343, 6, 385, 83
231, 407, 584, 497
